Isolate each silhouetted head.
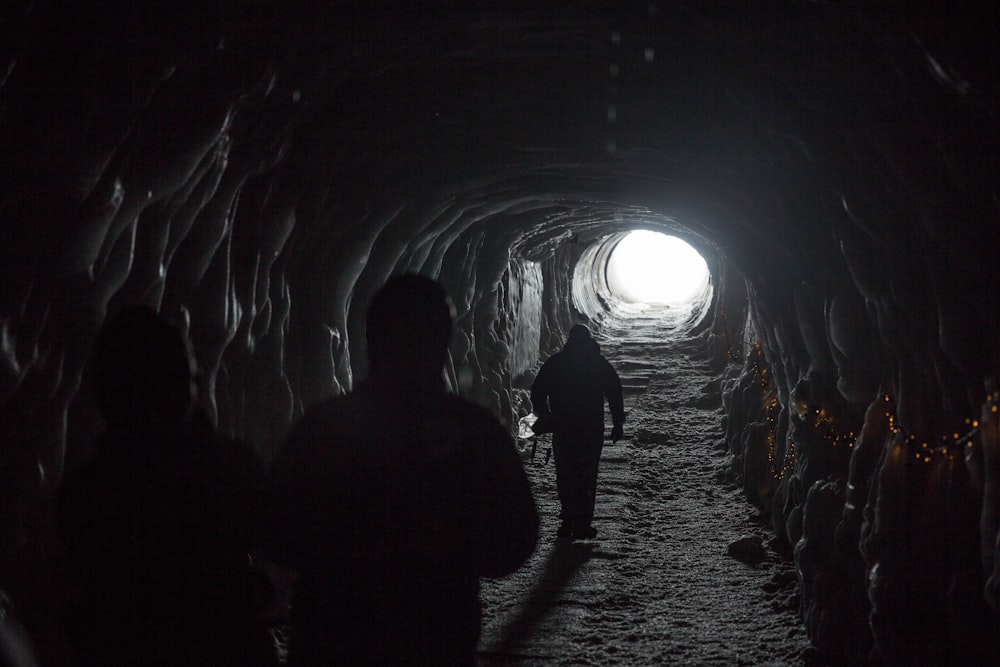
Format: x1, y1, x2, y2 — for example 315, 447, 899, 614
564, 324, 599, 355
567, 325, 591, 345
365, 274, 454, 385
89, 306, 197, 439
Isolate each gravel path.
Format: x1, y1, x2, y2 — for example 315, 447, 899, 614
478, 308, 813, 665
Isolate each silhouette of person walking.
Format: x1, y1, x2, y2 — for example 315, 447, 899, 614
530, 324, 624, 539
260, 274, 539, 666
58, 306, 265, 667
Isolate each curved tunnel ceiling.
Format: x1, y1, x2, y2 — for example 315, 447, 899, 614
1, 2, 999, 664
0, 0, 994, 510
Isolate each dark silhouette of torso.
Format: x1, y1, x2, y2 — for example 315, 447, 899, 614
531, 337, 623, 433
262, 381, 537, 666
260, 275, 538, 666
59, 420, 264, 667
57, 307, 265, 666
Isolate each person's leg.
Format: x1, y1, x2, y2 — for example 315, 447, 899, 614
553, 429, 601, 537
552, 432, 595, 536
574, 431, 604, 537
551, 433, 575, 535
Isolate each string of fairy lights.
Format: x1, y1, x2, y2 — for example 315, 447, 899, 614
901, 408, 982, 464
860, 392, 986, 464
746, 342, 798, 479
741, 337, 990, 479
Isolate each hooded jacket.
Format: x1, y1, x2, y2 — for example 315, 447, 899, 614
530, 333, 625, 433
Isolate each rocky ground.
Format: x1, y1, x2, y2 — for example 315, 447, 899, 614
477, 307, 815, 665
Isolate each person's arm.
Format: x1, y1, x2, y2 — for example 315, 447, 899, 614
257, 409, 332, 572
529, 361, 552, 418
603, 359, 626, 441
474, 416, 539, 578
214, 434, 266, 550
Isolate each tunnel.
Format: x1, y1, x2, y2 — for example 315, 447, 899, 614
1, 1, 998, 664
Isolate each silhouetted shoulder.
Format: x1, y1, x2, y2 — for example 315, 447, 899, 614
198, 430, 265, 524
442, 394, 512, 450
443, 395, 539, 577
288, 389, 376, 444
532, 350, 569, 386
598, 353, 618, 374
259, 390, 377, 570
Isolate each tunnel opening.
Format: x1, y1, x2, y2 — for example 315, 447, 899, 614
571, 228, 714, 334
606, 230, 710, 307
511, 221, 722, 444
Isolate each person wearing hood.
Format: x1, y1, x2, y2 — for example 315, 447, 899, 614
530, 324, 625, 539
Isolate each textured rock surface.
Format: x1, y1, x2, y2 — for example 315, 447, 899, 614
1, 2, 998, 663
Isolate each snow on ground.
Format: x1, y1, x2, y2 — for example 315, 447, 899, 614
478, 309, 815, 665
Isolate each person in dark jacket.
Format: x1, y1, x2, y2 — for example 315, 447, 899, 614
58, 306, 265, 667
260, 274, 539, 666
530, 324, 625, 539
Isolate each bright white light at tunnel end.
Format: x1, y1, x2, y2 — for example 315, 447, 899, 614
606, 230, 710, 306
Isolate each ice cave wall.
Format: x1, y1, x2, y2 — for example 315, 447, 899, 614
1, 2, 998, 664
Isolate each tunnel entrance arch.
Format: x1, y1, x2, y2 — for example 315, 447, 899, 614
571, 228, 714, 331
605, 230, 710, 306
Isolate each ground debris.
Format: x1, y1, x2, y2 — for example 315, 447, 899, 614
726, 535, 767, 566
